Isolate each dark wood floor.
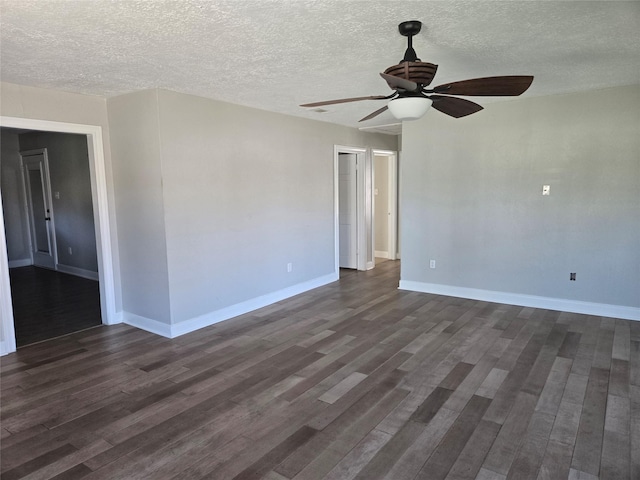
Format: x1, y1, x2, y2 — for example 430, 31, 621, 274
9, 266, 101, 347
1, 260, 638, 479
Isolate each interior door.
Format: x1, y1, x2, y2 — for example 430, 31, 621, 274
339, 153, 357, 269
21, 150, 57, 270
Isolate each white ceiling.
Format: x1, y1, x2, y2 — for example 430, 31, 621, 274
1, 1, 639, 135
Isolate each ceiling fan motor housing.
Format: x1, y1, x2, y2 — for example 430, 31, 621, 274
384, 61, 438, 88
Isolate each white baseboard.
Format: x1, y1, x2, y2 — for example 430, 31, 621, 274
399, 280, 640, 321
171, 272, 338, 337
8, 259, 31, 268
123, 311, 172, 338
106, 310, 124, 326
56, 264, 99, 281
123, 272, 339, 339
375, 250, 389, 259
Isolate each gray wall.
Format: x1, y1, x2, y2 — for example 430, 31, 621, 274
109, 88, 397, 326
108, 90, 172, 324
400, 84, 640, 309
18, 132, 98, 273
1, 130, 30, 263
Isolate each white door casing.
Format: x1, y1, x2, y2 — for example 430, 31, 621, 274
20, 149, 58, 270
0, 116, 118, 356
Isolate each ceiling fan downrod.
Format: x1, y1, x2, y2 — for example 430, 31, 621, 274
399, 20, 422, 63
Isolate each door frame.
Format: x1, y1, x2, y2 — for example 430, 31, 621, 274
334, 145, 370, 273
0, 116, 118, 356
20, 148, 59, 270
372, 149, 398, 261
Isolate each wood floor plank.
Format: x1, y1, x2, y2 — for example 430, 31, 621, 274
571, 366, 610, 476
351, 420, 424, 480
1, 259, 637, 480
609, 358, 630, 398
48, 463, 94, 480
557, 331, 582, 359
534, 356, 572, 416
475, 467, 506, 480
535, 439, 573, 480
630, 384, 640, 480
293, 388, 408, 480
383, 407, 459, 480
304, 352, 411, 431
630, 340, 640, 386
231, 426, 318, 480
1, 444, 78, 480
567, 467, 600, 480
17, 439, 110, 480
476, 368, 510, 400
444, 344, 510, 413
592, 325, 615, 370
410, 386, 455, 425
481, 391, 538, 475
168, 433, 254, 479
549, 399, 583, 447
322, 428, 392, 480
274, 371, 405, 478
600, 429, 630, 480
506, 410, 555, 480
571, 340, 597, 377
318, 372, 368, 404
612, 320, 631, 361
444, 419, 501, 480
415, 395, 492, 480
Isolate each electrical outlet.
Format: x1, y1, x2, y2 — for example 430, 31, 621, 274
429, 260, 436, 269
287, 263, 293, 273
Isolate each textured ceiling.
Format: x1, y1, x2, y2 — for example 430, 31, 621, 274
1, 1, 639, 134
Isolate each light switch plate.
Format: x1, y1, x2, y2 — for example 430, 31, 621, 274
542, 185, 550, 195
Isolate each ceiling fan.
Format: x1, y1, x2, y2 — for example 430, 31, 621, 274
300, 20, 534, 122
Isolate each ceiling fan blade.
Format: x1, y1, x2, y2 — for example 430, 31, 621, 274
430, 95, 484, 118
432, 76, 534, 96
300, 95, 389, 108
359, 105, 389, 122
380, 73, 418, 92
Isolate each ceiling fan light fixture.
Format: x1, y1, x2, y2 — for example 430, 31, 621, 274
388, 97, 433, 121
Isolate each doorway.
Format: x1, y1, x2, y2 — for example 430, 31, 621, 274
334, 146, 398, 275
0, 116, 117, 355
334, 146, 368, 274
3, 131, 102, 347
373, 150, 398, 261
